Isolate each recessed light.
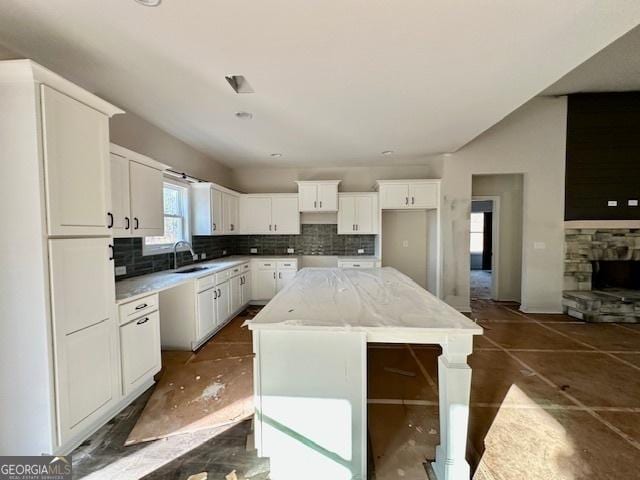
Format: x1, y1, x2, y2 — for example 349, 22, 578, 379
381, 150, 394, 156
134, 0, 161, 6
270, 153, 282, 158
442, 153, 453, 157
235, 111, 253, 120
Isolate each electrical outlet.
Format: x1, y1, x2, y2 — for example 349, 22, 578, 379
287, 248, 294, 254
115, 266, 127, 276
402, 240, 409, 248
629, 199, 638, 207
201, 252, 207, 259
250, 248, 258, 254
607, 200, 618, 207
223, 250, 227, 255
534, 242, 546, 250
192, 254, 198, 261
357, 249, 364, 254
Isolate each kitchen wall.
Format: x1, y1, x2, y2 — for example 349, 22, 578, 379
114, 225, 375, 279
440, 96, 567, 313
472, 174, 524, 302
232, 163, 443, 193
381, 210, 428, 288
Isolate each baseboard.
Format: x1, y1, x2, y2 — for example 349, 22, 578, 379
453, 304, 472, 313
54, 377, 155, 456
519, 304, 564, 314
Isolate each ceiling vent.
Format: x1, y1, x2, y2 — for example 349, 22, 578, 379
225, 75, 254, 94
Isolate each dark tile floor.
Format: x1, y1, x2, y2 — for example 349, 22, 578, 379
72, 301, 640, 480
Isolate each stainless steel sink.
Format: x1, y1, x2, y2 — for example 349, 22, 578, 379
175, 266, 210, 274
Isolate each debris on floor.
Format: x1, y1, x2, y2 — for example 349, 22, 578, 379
187, 473, 207, 480
384, 366, 417, 377
225, 470, 238, 480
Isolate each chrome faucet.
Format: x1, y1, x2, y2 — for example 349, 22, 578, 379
173, 240, 196, 270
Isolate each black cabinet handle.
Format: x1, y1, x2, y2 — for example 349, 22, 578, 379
135, 303, 148, 310
107, 212, 114, 228
125, 217, 130, 229
411, 196, 415, 205
314, 200, 317, 208
213, 223, 217, 231
269, 224, 272, 231
405, 197, 409, 205
136, 317, 149, 325
319, 201, 322, 208
214, 289, 218, 299
274, 224, 277, 231
134, 217, 139, 229
108, 244, 114, 261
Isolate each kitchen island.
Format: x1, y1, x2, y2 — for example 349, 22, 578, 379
245, 267, 482, 480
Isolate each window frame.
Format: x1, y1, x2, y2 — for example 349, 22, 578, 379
142, 177, 191, 256
469, 212, 485, 254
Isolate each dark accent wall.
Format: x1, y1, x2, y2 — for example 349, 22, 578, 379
114, 224, 375, 280
565, 92, 640, 221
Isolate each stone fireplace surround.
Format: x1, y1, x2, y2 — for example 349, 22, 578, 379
563, 228, 640, 323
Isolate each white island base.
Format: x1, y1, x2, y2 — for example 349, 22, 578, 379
246, 268, 482, 480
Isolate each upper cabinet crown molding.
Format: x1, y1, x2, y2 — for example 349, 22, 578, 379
0, 60, 124, 117
295, 180, 341, 212
376, 179, 440, 210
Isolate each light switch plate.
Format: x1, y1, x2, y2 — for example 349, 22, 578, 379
533, 242, 546, 250
358, 249, 364, 254
629, 199, 638, 207
115, 266, 127, 276
402, 240, 409, 248
607, 200, 618, 207
223, 250, 227, 255
250, 248, 258, 254
287, 248, 294, 253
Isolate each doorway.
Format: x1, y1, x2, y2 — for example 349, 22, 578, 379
470, 197, 499, 299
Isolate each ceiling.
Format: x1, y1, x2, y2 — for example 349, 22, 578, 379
0, 1, 638, 168
544, 24, 640, 96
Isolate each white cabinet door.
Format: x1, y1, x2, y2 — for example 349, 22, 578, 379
110, 153, 131, 237
241, 274, 252, 304
211, 187, 224, 235
49, 238, 117, 444
298, 184, 318, 212
355, 195, 375, 233
409, 183, 438, 208
276, 269, 297, 292
120, 311, 161, 396
317, 183, 338, 211
255, 269, 277, 300
379, 183, 409, 209
240, 196, 272, 234
41, 85, 110, 236
223, 193, 239, 234
230, 275, 242, 313
130, 161, 164, 237
271, 196, 300, 234
196, 288, 216, 339
215, 281, 231, 326
337, 196, 357, 234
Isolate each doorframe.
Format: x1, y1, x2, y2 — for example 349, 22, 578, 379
471, 196, 500, 300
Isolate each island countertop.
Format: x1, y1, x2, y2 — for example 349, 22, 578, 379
245, 267, 483, 337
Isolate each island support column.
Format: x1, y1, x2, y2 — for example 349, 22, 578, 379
432, 335, 473, 480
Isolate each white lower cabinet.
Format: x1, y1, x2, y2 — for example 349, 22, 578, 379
196, 287, 217, 341
252, 259, 299, 301
231, 274, 243, 314
215, 280, 231, 326
120, 310, 161, 396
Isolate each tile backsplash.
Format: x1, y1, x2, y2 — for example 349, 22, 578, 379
114, 224, 375, 280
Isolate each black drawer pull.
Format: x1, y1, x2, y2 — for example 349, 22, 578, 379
107, 212, 114, 228
135, 303, 148, 310
136, 317, 149, 325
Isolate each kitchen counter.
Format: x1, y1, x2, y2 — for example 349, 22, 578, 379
115, 255, 298, 304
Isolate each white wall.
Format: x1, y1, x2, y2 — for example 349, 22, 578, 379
441, 97, 567, 313
382, 210, 428, 288
472, 174, 524, 302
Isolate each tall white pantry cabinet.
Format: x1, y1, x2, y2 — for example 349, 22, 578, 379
0, 60, 124, 455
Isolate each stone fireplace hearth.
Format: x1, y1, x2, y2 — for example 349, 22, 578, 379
563, 228, 640, 323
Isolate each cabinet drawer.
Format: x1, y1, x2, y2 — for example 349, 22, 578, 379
339, 261, 375, 268
119, 293, 158, 324
242, 262, 250, 271
230, 265, 242, 277
196, 273, 216, 292
215, 268, 231, 284
120, 310, 161, 396
277, 260, 297, 270
256, 261, 276, 270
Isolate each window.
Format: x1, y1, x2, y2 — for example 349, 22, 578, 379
470, 212, 484, 254
143, 179, 190, 255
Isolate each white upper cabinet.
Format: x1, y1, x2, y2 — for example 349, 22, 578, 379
337, 193, 378, 234
296, 180, 340, 212
223, 192, 239, 234
41, 85, 111, 236
239, 194, 300, 235
109, 144, 169, 238
109, 153, 131, 236
130, 161, 164, 237
377, 180, 440, 209
192, 183, 241, 236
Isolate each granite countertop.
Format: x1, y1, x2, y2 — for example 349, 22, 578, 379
115, 255, 299, 304
246, 267, 482, 335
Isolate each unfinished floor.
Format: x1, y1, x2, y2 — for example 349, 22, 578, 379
73, 301, 640, 479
